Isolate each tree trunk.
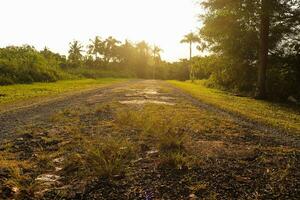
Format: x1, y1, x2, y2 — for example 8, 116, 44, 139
257, 0, 270, 99
189, 41, 194, 82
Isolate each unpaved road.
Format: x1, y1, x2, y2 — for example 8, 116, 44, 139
1, 80, 299, 147
0, 80, 299, 199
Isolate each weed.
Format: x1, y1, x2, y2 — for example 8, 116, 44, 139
84, 137, 136, 177
64, 136, 136, 178
158, 152, 189, 170
158, 128, 187, 153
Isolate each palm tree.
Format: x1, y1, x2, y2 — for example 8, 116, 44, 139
181, 32, 200, 81
103, 36, 121, 65
68, 40, 83, 67
88, 36, 102, 60
136, 41, 149, 56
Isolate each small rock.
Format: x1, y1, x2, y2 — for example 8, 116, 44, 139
12, 187, 19, 194
35, 174, 60, 183
55, 167, 63, 172
53, 157, 64, 164
146, 150, 159, 157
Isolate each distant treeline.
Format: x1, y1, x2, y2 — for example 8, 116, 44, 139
0, 37, 189, 85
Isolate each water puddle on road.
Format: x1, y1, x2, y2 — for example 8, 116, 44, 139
141, 89, 159, 95
119, 100, 175, 106
121, 87, 176, 106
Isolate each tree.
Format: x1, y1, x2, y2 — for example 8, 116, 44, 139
102, 36, 121, 67
68, 40, 83, 68
181, 32, 200, 81
40, 47, 67, 68
136, 41, 151, 78
257, 0, 271, 99
199, 0, 300, 99
152, 45, 163, 79
88, 36, 103, 62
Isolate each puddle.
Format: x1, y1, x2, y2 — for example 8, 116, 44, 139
119, 100, 175, 106
142, 89, 159, 95
121, 87, 176, 106
159, 96, 176, 100
125, 88, 160, 97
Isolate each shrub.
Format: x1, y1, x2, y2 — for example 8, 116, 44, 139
0, 46, 67, 85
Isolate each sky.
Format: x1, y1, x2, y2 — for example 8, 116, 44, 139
0, 0, 202, 61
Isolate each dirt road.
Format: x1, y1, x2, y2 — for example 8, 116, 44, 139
1, 80, 298, 146
0, 80, 299, 199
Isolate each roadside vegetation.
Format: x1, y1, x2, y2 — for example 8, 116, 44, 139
169, 80, 300, 134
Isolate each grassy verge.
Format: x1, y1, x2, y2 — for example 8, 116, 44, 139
168, 80, 300, 134
0, 78, 127, 107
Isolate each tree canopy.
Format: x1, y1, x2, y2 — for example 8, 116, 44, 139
196, 0, 300, 100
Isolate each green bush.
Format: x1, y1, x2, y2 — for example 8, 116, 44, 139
0, 46, 67, 85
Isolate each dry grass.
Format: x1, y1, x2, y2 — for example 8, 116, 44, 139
80, 137, 136, 178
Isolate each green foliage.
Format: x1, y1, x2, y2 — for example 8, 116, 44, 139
198, 0, 300, 100
0, 45, 67, 85
0, 35, 190, 85
67, 41, 84, 68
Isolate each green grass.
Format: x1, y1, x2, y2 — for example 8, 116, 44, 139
0, 78, 127, 107
168, 80, 300, 134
